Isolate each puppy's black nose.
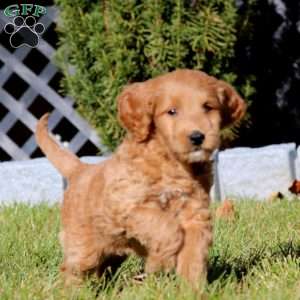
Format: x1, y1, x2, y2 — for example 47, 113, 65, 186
189, 130, 205, 146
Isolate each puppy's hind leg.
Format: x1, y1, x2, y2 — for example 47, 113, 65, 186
59, 229, 104, 286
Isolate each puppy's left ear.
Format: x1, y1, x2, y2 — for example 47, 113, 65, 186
217, 81, 247, 128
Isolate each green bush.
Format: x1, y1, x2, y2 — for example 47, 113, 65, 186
55, 0, 254, 150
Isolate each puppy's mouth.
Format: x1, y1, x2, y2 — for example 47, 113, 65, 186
187, 149, 211, 163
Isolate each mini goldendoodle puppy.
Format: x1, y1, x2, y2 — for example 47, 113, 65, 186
35, 69, 246, 287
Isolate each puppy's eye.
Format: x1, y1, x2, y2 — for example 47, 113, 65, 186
203, 103, 213, 112
167, 108, 177, 116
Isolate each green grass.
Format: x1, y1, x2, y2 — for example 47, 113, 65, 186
1, 200, 300, 299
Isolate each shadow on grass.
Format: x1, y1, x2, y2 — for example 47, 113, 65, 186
90, 255, 146, 296
69, 240, 300, 294
207, 249, 264, 283
208, 240, 300, 283
97, 254, 128, 280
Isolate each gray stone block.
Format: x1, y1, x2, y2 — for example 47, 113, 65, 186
0, 156, 109, 205
80, 156, 109, 164
0, 158, 62, 205
216, 143, 297, 200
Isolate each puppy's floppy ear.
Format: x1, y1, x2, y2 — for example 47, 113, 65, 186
217, 80, 247, 128
117, 82, 154, 142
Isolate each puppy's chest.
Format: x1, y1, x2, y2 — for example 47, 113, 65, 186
146, 178, 201, 212
106, 165, 203, 214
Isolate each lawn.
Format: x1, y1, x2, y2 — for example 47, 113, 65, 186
1, 200, 300, 299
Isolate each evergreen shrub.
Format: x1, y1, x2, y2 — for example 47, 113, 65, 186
55, 0, 254, 150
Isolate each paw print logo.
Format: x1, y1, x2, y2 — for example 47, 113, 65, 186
4, 16, 45, 48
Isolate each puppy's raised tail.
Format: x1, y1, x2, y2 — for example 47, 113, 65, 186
35, 113, 82, 178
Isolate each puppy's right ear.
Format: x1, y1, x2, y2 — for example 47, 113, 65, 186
117, 83, 154, 142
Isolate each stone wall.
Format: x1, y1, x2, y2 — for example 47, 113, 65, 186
0, 143, 298, 204
214, 143, 297, 200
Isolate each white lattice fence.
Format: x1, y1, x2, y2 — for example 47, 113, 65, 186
0, 6, 107, 161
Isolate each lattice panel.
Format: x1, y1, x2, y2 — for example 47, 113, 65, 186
0, 6, 107, 161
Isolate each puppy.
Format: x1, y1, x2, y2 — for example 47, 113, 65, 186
35, 69, 246, 287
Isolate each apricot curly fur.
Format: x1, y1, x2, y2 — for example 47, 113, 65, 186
35, 69, 246, 288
